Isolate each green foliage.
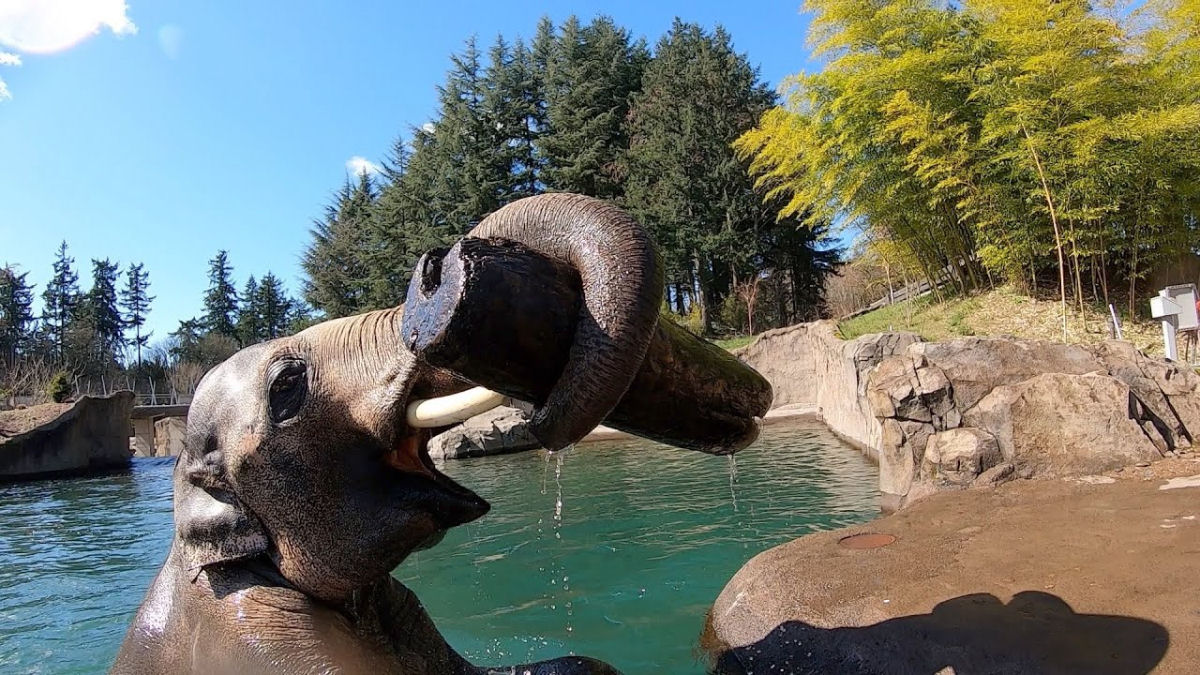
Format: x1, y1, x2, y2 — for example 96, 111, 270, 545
75, 258, 124, 374
238, 272, 294, 344
738, 0, 1200, 318
202, 250, 239, 338
46, 370, 72, 403
120, 262, 153, 365
0, 265, 35, 363
538, 16, 647, 198
40, 241, 79, 364
713, 335, 755, 351
295, 15, 840, 335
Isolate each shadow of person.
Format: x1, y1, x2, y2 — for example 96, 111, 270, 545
707, 591, 1168, 675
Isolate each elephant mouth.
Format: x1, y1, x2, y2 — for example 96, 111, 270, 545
380, 386, 508, 523
384, 427, 480, 502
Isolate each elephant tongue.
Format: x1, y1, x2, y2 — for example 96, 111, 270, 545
387, 432, 435, 478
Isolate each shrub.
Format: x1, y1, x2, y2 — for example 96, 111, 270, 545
46, 371, 73, 403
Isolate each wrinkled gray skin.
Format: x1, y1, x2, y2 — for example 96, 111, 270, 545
112, 194, 662, 674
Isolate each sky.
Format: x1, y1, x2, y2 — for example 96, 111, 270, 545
0, 0, 818, 345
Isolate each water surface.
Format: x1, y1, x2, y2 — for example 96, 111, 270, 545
0, 419, 877, 673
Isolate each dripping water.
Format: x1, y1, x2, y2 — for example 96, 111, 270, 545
727, 454, 740, 513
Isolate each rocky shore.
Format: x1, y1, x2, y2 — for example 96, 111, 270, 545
707, 323, 1200, 673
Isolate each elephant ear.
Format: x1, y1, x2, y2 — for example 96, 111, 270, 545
173, 446, 269, 573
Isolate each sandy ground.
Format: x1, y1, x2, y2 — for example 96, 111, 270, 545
706, 457, 1200, 674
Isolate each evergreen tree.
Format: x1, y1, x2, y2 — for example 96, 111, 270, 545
256, 272, 293, 340
236, 276, 262, 345
120, 262, 154, 365
41, 241, 80, 364
86, 258, 123, 356
538, 16, 648, 198
484, 35, 544, 202
625, 20, 776, 332
202, 250, 239, 338
302, 174, 379, 317
168, 318, 205, 364
0, 265, 35, 363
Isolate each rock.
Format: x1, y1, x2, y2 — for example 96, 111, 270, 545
735, 322, 920, 455
703, 470, 1195, 673
921, 428, 1001, 487
427, 405, 541, 459
865, 335, 1200, 508
966, 373, 1162, 478
0, 392, 135, 480
973, 462, 1015, 487
153, 416, 187, 457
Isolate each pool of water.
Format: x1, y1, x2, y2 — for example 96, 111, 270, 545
0, 419, 878, 673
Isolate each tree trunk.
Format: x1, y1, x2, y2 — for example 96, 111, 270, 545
1021, 121, 1067, 342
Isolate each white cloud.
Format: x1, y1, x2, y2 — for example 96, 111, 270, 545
0, 50, 16, 102
421, 122, 436, 134
157, 24, 182, 60
0, 0, 137, 55
346, 156, 383, 178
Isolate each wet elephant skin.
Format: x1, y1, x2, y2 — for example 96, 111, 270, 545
111, 194, 768, 674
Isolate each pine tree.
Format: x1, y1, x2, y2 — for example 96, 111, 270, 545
202, 251, 239, 338
0, 265, 35, 363
83, 257, 124, 362
302, 175, 379, 318
257, 272, 293, 340
41, 241, 80, 364
484, 35, 544, 202
236, 276, 262, 345
120, 262, 153, 365
538, 16, 648, 198
625, 20, 776, 332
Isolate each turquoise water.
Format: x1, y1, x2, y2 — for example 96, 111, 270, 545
0, 419, 878, 673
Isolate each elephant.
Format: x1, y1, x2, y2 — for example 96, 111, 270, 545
112, 193, 771, 674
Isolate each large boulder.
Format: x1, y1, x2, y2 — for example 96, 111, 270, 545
966, 373, 1164, 478
866, 337, 1197, 509
0, 391, 136, 480
427, 405, 541, 460
702, 467, 1197, 673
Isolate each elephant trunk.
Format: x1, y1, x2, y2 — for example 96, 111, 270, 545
452, 193, 665, 451
402, 237, 773, 454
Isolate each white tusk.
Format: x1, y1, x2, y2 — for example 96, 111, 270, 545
406, 387, 508, 428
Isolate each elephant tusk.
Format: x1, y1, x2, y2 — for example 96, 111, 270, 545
406, 387, 508, 428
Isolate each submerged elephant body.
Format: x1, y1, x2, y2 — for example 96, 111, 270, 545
113, 194, 771, 674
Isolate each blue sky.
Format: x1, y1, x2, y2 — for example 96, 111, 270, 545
0, 1, 817, 344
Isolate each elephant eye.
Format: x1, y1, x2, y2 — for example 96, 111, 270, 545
268, 358, 308, 424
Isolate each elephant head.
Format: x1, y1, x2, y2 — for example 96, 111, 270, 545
171, 193, 726, 604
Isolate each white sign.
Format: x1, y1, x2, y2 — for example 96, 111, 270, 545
1150, 283, 1199, 361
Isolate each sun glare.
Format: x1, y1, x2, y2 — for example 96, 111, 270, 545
0, 0, 136, 55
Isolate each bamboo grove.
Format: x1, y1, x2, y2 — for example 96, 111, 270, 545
736, 0, 1200, 329
302, 16, 841, 337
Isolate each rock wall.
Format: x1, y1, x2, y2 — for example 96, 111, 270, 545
867, 337, 1200, 510
734, 323, 1200, 511
0, 392, 136, 480
153, 416, 187, 457
734, 321, 920, 458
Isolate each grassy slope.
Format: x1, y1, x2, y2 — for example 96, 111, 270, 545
837, 286, 1168, 357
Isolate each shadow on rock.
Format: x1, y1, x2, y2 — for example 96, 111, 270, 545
705, 591, 1168, 675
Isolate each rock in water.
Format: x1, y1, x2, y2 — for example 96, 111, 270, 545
0, 392, 136, 480
427, 405, 541, 460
